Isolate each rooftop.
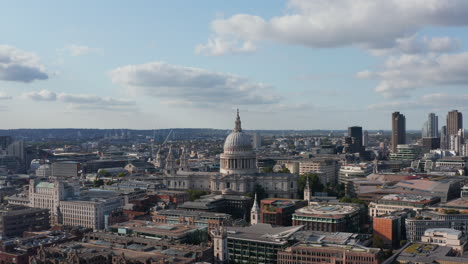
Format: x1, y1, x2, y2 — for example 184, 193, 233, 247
226, 223, 303, 245
295, 202, 360, 217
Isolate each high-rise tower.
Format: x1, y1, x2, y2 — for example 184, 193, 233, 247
391, 112, 406, 153
447, 110, 463, 136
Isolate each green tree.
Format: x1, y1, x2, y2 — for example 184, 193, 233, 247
297, 173, 323, 199
245, 184, 268, 201
187, 189, 208, 201
400, 240, 407, 248
116, 172, 126, 178
373, 235, 384, 249
93, 179, 104, 187
98, 169, 111, 177
261, 167, 274, 173
278, 167, 291, 173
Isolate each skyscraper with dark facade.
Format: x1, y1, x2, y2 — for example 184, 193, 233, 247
391, 112, 406, 153
447, 110, 463, 136
347, 126, 363, 153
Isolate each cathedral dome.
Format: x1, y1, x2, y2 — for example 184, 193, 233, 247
220, 110, 257, 175
223, 110, 252, 153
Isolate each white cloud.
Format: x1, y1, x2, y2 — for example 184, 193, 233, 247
198, 0, 468, 54
0, 45, 48, 82
0, 92, 12, 100
368, 93, 468, 110
195, 37, 256, 56
369, 35, 462, 55
23, 89, 57, 101
358, 52, 468, 97
109, 61, 281, 108
23, 89, 137, 111
64, 45, 100, 56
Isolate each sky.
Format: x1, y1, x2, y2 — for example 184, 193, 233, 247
1, 0, 468, 130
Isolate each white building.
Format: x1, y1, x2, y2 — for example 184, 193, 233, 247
421, 228, 467, 254
299, 158, 339, 185
338, 163, 373, 185
17, 179, 123, 230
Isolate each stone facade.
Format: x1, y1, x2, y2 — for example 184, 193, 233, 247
162, 110, 298, 199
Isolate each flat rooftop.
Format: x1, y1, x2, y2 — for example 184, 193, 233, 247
295, 203, 360, 218
226, 223, 303, 245
380, 193, 437, 203
110, 220, 204, 238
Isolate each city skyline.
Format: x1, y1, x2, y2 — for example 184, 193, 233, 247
1, 0, 468, 130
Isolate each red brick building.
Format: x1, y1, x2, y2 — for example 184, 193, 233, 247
261, 198, 308, 226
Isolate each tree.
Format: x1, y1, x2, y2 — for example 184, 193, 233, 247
187, 189, 208, 201
245, 184, 267, 201
116, 172, 126, 178
400, 240, 407, 247
93, 179, 104, 187
261, 167, 274, 173
278, 167, 290, 173
373, 235, 384, 249
297, 173, 323, 199
98, 169, 111, 177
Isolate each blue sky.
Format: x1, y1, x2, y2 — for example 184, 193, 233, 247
1, 0, 468, 130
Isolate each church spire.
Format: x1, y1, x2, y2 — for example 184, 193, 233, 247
304, 176, 311, 203
250, 193, 260, 225
234, 109, 242, 132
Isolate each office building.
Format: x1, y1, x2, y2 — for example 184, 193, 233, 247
110, 220, 208, 242
152, 209, 232, 231
422, 113, 438, 138
51, 161, 80, 178
396, 243, 467, 263
422, 137, 440, 153
406, 210, 468, 241
0, 136, 12, 150
21, 179, 123, 230
348, 126, 363, 153
292, 202, 361, 232
421, 228, 467, 253
373, 210, 413, 249
368, 194, 439, 217
278, 243, 381, 264
447, 110, 463, 136
6, 140, 25, 162
363, 130, 369, 147
391, 112, 406, 153
299, 158, 339, 185
338, 163, 373, 186
440, 125, 448, 150
260, 198, 308, 226
224, 223, 303, 264
389, 144, 422, 161
0, 205, 50, 238
251, 132, 261, 149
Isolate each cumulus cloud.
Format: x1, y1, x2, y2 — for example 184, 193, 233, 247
23, 89, 57, 101
64, 45, 100, 56
0, 92, 12, 100
23, 89, 136, 111
195, 38, 256, 56
0, 45, 48, 82
368, 93, 468, 110
357, 52, 468, 97
198, 0, 468, 54
109, 61, 281, 107
369, 35, 462, 55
